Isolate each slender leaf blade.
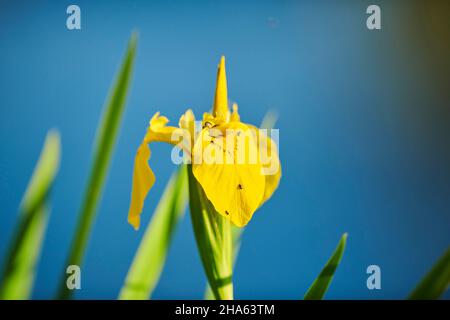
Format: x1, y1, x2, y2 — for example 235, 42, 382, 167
304, 233, 348, 300
57, 33, 137, 299
119, 165, 188, 300
408, 247, 450, 300
0, 131, 60, 299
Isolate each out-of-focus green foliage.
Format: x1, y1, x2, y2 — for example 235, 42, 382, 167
57, 33, 137, 299
409, 247, 450, 299
0, 131, 60, 300
119, 166, 188, 300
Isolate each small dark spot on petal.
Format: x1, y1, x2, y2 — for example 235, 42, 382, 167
225, 210, 230, 215
203, 121, 213, 129
237, 184, 243, 190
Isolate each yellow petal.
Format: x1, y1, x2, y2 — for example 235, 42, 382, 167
212, 56, 229, 120
248, 124, 282, 205
127, 112, 180, 230
230, 103, 240, 122
192, 122, 265, 227
127, 142, 155, 230
259, 131, 281, 205
146, 112, 178, 144
178, 109, 195, 138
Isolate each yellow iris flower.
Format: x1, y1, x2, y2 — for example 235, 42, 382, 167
128, 56, 281, 229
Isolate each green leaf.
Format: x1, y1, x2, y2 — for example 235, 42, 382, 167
204, 225, 241, 300
56, 33, 137, 299
0, 130, 61, 300
408, 247, 450, 300
119, 165, 188, 300
188, 165, 233, 300
304, 233, 348, 300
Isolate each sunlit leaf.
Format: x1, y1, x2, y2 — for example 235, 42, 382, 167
204, 225, 241, 300
119, 165, 188, 300
56, 33, 137, 299
304, 233, 348, 300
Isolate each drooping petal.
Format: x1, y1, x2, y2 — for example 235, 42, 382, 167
212, 56, 229, 120
127, 112, 180, 230
128, 142, 155, 230
192, 122, 265, 227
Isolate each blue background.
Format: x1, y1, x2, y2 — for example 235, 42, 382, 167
0, 0, 449, 299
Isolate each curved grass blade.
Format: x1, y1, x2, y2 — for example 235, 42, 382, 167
408, 247, 450, 300
304, 233, 348, 300
188, 165, 233, 300
0, 131, 61, 299
119, 165, 188, 300
57, 33, 137, 299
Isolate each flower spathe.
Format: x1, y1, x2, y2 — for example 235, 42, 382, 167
127, 56, 281, 229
